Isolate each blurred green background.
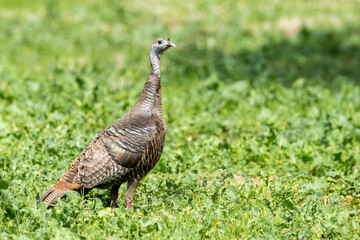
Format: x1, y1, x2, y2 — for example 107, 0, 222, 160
0, 0, 360, 239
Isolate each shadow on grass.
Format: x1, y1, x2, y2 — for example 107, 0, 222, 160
172, 27, 360, 87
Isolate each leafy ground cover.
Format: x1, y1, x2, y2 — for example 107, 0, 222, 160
0, 0, 360, 239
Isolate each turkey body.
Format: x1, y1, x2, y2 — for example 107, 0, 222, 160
38, 38, 175, 209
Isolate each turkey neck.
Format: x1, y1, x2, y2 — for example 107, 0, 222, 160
132, 49, 162, 115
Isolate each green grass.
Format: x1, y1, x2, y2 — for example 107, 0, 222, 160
1, 0, 360, 239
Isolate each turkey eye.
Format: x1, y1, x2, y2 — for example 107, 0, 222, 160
157, 40, 162, 44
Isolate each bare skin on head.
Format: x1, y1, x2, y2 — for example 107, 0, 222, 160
37, 38, 175, 209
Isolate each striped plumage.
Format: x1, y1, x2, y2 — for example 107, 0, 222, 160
38, 38, 175, 209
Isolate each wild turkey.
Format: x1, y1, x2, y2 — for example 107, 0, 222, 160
37, 38, 176, 209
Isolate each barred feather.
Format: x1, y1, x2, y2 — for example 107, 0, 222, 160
37, 38, 174, 209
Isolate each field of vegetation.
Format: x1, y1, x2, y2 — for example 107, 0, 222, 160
1, 0, 360, 239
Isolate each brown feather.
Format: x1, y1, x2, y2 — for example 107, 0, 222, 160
38, 38, 175, 209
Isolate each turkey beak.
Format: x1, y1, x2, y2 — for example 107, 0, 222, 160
167, 41, 176, 48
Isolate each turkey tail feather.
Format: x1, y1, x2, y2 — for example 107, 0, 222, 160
38, 189, 67, 208
37, 158, 82, 208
